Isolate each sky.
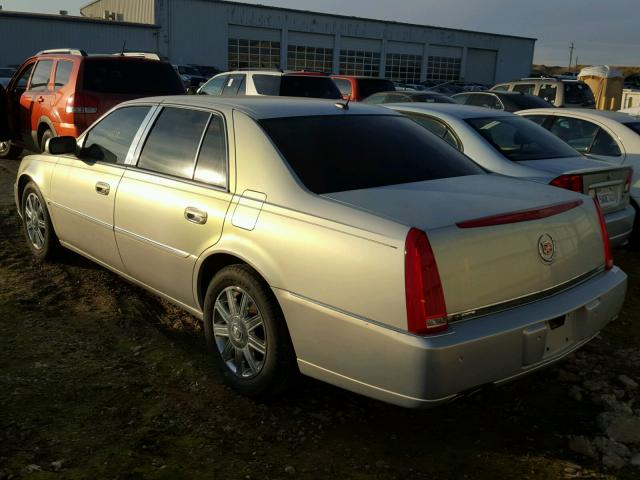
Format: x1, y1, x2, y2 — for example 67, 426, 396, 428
1, 0, 638, 66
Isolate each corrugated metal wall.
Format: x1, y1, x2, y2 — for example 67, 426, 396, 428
80, 0, 154, 24
0, 12, 159, 66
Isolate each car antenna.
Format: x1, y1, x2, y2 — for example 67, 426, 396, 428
335, 94, 351, 110
120, 40, 127, 56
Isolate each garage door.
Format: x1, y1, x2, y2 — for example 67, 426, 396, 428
465, 48, 497, 85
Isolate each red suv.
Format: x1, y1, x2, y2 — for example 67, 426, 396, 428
1, 49, 185, 159
330, 75, 395, 102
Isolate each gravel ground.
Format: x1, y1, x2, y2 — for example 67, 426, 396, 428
0, 157, 639, 480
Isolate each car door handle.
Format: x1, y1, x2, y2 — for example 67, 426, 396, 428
184, 207, 208, 225
95, 182, 110, 196
36, 96, 44, 103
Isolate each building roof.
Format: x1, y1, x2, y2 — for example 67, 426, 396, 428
0, 9, 158, 28
78, 0, 537, 42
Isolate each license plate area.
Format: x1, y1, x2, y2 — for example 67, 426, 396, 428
592, 185, 621, 209
544, 314, 574, 357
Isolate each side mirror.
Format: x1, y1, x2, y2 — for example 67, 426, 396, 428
46, 136, 77, 155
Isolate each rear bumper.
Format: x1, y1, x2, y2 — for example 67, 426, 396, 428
276, 266, 627, 408
605, 205, 635, 248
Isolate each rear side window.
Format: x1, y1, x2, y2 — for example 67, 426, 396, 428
137, 107, 210, 179
81, 106, 150, 164
549, 117, 599, 153
30, 60, 53, 92
404, 113, 460, 149
194, 115, 227, 188
54, 61, 73, 89
590, 129, 621, 156
467, 94, 501, 109
280, 76, 341, 99
199, 75, 227, 95
333, 78, 352, 97
259, 115, 484, 194
512, 84, 535, 94
253, 75, 281, 95
623, 122, 640, 136
564, 82, 595, 106
83, 60, 185, 95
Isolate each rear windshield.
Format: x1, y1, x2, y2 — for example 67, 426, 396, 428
503, 94, 553, 109
564, 82, 595, 106
414, 93, 456, 104
357, 78, 395, 99
253, 75, 341, 99
623, 122, 640, 136
83, 59, 185, 95
466, 116, 580, 161
259, 115, 484, 194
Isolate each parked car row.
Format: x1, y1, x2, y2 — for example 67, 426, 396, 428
14, 95, 627, 408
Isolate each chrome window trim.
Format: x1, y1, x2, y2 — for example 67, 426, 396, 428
127, 104, 231, 192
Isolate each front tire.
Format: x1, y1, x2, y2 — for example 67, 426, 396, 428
203, 264, 297, 398
21, 182, 59, 261
0, 140, 23, 159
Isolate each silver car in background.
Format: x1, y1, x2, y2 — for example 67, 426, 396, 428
384, 103, 635, 247
14, 97, 627, 407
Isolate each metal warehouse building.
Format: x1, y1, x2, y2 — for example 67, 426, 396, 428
1, 0, 536, 85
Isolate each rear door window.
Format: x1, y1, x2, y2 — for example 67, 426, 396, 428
564, 82, 595, 106
54, 60, 73, 90
280, 76, 341, 99
549, 117, 599, 153
29, 60, 53, 92
259, 114, 484, 194
221, 74, 245, 96
80, 106, 151, 164
253, 75, 281, 95
199, 75, 227, 96
193, 115, 227, 188
512, 83, 535, 94
137, 107, 210, 178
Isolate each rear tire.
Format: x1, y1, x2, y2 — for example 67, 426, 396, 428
21, 182, 60, 261
39, 129, 53, 153
0, 140, 23, 159
203, 264, 297, 398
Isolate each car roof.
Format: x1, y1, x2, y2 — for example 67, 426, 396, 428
382, 102, 515, 119
123, 95, 400, 120
517, 108, 639, 124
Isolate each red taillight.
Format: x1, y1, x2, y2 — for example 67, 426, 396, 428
404, 228, 448, 335
593, 198, 613, 270
550, 174, 584, 193
65, 93, 98, 114
624, 168, 633, 193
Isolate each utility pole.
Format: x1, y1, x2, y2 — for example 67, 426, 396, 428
575, 56, 579, 75
568, 41, 575, 73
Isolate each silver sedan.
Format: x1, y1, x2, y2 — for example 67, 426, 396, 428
14, 97, 627, 407
384, 103, 636, 247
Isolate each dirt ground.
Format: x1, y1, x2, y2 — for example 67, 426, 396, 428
1, 158, 639, 480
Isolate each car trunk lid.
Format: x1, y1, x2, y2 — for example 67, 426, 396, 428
324, 174, 606, 317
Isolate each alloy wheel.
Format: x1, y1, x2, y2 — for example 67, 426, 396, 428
24, 192, 46, 250
212, 286, 267, 378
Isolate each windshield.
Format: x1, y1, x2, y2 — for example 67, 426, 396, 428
259, 115, 484, 194
357, 78, 395, 99
83, 59, 185, 95
564, 82, 595, 106
623, 121, 640, 136
466, 116, 580, 161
